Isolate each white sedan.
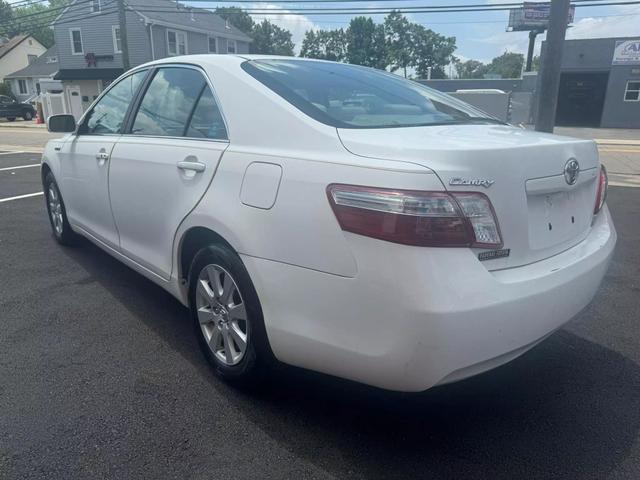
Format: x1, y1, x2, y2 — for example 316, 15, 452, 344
43, 55, 616, 392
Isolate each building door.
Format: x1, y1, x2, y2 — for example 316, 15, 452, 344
556, 72, 609, 127
66, 85, 84, 121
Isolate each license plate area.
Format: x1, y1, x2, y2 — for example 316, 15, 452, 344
526, 186, 593, 250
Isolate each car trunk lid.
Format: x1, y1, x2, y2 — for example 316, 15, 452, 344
337, 124, 600, 269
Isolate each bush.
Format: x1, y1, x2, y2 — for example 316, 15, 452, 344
0, 81, 16, 99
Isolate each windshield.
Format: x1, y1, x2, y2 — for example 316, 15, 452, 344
242, 59, 498, 129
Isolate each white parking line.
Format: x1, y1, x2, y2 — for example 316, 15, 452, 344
0, 164, 40, 172
0, 192, 43, 203
0, 151, 25, 155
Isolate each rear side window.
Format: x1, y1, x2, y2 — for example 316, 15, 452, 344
130, 67, 227, 140
82, 70, 147, 135
186, 88, 227, 139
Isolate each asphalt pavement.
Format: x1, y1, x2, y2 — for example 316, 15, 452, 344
1, 143, 640, 479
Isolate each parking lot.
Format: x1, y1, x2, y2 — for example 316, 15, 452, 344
1, 128, 640, 479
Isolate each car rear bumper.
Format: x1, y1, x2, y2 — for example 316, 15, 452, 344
242, 205, 616, 392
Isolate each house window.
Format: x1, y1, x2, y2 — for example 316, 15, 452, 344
27, 54, 37, 64
70, 28, 83, 55
208, 36, 217, 53
227, 39, 236, 54
18, 79, 28, 95
167, 30, 187, 56
91, 0, 100, 13
624, 81, 640, 102
112, 25, 122, 53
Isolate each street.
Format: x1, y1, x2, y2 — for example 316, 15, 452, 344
1, 126, 640, 479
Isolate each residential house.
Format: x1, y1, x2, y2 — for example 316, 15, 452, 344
5, 46, 59, 103
0, 35, 47, 83
52, 0, 252, 119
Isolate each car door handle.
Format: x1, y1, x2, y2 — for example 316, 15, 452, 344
96, 152, 109, 161
177, 160, 206, 173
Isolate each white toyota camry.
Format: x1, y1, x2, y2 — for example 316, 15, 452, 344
43, 55, 616, 392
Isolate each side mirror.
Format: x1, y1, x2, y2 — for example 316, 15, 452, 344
48, 114, 76, 133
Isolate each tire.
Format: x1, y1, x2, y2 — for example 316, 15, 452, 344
43, 172, 79, 246
188, 244, 272, 387
7, 117, 15, 122
23, 111, 32, 121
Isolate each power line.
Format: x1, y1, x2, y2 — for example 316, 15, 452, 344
263, 11, 639, 24
4, 7, 119, 31
2, 0, 637, 29
132, 0, 640, 14
1, 0, 96, 26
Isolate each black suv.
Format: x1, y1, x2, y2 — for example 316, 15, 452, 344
0, 95, 36, 121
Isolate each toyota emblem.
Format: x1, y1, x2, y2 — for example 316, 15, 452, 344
564, 158, 580, 185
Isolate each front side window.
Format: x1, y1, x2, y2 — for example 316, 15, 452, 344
112, 26, 122, 53
131, 68, 205, 137
18, 79, 28, 94
624, 81, 640, 102
81, 70, 147, 135
208, 36, 217, 53
227, 39, 236, 54
167, 30, 187, 56
70, 29, 83, 55
242, 59, 497, 129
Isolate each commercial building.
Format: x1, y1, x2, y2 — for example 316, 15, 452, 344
546, 37, 640, 128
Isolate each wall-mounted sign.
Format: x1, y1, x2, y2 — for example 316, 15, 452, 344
613, 40, 640, 66
507, 2, 575, 32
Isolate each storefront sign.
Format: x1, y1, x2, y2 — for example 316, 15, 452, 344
613, 40, 640, 65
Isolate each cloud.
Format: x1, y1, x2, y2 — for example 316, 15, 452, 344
249, 4, 317, 53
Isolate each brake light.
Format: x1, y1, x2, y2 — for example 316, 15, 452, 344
327, 184, 502, 248
594, 165, 608, 214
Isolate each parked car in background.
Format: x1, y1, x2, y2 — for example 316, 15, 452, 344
41, 55, 616, 392
0, 95, 36, 121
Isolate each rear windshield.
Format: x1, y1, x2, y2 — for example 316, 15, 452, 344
241, 59, 498, 129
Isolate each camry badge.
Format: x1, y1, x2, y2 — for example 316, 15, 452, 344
564, 158, 580, 185
449, 177, 495, 188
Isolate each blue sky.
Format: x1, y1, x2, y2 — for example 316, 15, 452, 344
189, 1, 640, 61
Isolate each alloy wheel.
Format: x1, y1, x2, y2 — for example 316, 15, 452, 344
196, 264, 249, 366
48, 185, 64, 235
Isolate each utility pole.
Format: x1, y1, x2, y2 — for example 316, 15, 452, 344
535, 0, 571, 133
118, 0, 130, 71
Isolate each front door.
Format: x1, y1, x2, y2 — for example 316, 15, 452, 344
66, 85, 84, 121
59, 70, 148, 249
108, 66, 229, 279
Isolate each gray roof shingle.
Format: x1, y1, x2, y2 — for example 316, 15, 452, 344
5, 46, 58, 79
126, 0, 252, 42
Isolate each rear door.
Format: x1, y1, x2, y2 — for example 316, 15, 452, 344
108, 66, 228, 280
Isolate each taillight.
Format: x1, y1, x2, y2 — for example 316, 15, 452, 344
594, 165, 608, 214
327, 184, 502, 248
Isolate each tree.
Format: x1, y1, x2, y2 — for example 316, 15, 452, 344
251, 19, 294, 56
0, 0, 12, 32
455, 59, 487, 79
214, 7, 254, 35
345, 16, 386, 69
384, 11, 412, 77
486, 51, 524, 78
532, 55, 540, 71
300, 29, 346, 62
410, 25, 456, 79
8, 3, 56, 47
